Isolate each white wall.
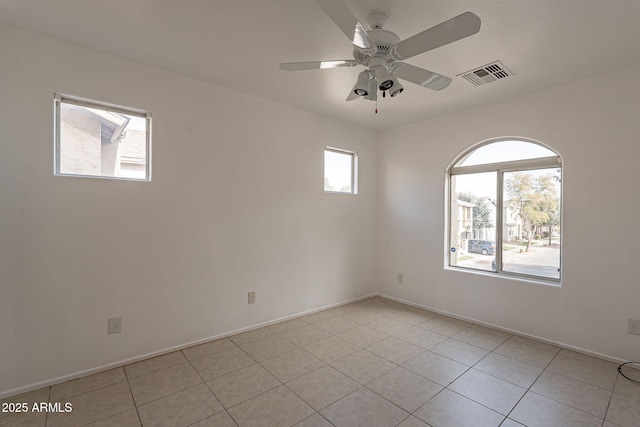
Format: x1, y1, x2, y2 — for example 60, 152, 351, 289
3, 20, 640, 399
0, 24, 377, 397
377, 64, 640, 362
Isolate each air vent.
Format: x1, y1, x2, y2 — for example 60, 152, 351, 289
459, 61, 513, 86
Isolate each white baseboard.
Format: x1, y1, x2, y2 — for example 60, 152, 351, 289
377, 292, 627, 365
0, 293, 376, 400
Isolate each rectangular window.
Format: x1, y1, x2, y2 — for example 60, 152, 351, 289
54, 94, 151, 181
324, 147, 357, 194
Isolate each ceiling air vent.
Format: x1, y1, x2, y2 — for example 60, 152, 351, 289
459, 61, 513, 86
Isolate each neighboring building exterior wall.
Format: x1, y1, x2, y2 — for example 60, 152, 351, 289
59, 106, 103, 176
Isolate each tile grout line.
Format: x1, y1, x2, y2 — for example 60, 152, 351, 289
272, 309, 408, 424
600, 372, 620, 427
125, 347, 242, 423
20, 298, 635, 426
188, 326, 332, 423
393, 327, 572, 426
121, 367, 143, 427
502, 345, 564, 424
323, 319, 481, 425
529, 350, 619, 422
45, 370, 134, 426
203, 337, 337, 425
184, 343, 257, 426
438, 388, 508, 424
44, 386, 51, 427
421, 338, 549, 424
46, 370, 126, 402
469, 340, 546, 389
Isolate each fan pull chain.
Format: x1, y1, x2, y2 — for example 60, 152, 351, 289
375, 97, 378, 114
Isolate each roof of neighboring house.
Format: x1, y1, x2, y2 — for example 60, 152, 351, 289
85, 106, 130, 143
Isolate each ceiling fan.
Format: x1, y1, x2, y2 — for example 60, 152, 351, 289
280, 0, 481, 102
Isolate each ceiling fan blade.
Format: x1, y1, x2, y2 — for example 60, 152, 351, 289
392, 12, 481, 60
393, 63, 452, 91
316, 0, 375, 50
280, 60, 357, 71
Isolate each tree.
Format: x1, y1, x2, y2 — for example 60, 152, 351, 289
505, 172, 559, 251
324, 177, 333, 191
324, 177, 351, 193
458, 192, 494, 239
534, 174, 561, 245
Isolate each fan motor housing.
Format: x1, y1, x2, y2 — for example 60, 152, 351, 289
353, 29, 401, 66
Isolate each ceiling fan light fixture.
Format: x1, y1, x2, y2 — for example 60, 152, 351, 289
390, 88, 403, 97
390, 80, 404, 97
379, 80, 393, 91
373, 66, 394, 91
352, 70, 371, 96
364, 75, 378, 101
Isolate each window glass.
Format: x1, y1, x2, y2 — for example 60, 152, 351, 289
324, 148, 356, 194
450, 172, 497, 272
502, 168, 561, 279
458, 140, 556, 167
55, 94, 150, 180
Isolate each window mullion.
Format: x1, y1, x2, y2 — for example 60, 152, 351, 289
451, 156, 560, 176
496, 170, 504, 272
53, 96, 61, 176
352, 152, 358, 194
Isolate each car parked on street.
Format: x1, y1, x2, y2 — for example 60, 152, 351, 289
468, 240, 496, 255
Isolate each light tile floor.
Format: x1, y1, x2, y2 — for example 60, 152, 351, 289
2, 297, 639, 426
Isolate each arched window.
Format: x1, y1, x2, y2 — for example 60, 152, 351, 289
447, 139, 562, 283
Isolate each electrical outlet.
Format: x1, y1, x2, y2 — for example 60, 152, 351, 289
248, 292, 255, 304
398, 273, 404, 284
108, 317, 122, 334
629, 318, 640, 335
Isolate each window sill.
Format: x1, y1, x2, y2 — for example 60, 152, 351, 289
445, 266, 562, 288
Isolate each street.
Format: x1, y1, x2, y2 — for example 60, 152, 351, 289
456, 243, 560, 279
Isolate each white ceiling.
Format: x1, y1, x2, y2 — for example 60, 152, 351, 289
2, 0, 640, 130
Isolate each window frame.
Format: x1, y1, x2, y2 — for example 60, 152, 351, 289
446, 139, 562, 285
323, 146, 358, 195
54, 93, 152, 181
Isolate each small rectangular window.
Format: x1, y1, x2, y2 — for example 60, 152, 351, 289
54, 94, 151, 181
324, 147, 357, 194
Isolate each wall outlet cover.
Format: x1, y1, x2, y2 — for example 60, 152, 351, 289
108, 317, 122, 334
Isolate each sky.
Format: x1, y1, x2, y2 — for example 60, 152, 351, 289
460, 140, 555, 166
454, 141, 561, 198
324, 149, 353, 191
